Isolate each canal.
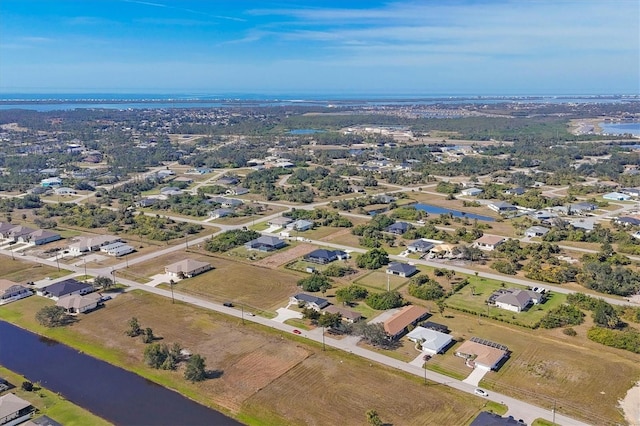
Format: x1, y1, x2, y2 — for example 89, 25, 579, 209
413, 203, 496, 222
0, 321, 241, 425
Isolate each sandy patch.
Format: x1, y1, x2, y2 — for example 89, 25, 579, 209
621, 381, 640, 426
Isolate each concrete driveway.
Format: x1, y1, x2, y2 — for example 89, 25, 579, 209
273, 304, 303, 323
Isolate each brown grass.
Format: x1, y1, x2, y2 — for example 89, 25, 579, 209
2, 292, 483, 426
0, 258, 62, 282
252, 243, 315, 268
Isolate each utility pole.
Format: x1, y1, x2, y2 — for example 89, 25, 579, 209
552, 400, 556, 425
322, 326, 325, 351
55, 254, 60, 271
184, 233, 189, 250
169, 279, 175, 304
241, 304, 244, 325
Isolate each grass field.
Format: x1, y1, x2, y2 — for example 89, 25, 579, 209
417, 309, 640, 425
0, 367, 111, 426
354, 270, 409, 291
0, 292, 486, 426
445, 276, 567, 328
0, 259, 64, 283
140, 253, 302, 311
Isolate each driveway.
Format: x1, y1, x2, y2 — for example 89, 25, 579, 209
273, 305, 303, 323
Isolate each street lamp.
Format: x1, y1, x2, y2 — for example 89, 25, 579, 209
322, 326, 326, 351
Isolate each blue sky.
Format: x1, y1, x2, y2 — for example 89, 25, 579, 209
0, 0, 638, 95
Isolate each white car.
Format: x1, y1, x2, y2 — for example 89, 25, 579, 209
474, 388, 489, 397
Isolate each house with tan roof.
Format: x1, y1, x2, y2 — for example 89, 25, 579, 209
455, 337, 509, 371
0, 393, 34, 425
383, 305, 429, 339
0, 279, 32, 305
323, 305, 362, 323
56, 292, 102, 315
473, 235, 507, 251
165, 259, 212, 278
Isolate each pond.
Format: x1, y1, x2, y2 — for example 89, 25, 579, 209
413, 203, 496, 222
0, 321, 241, 425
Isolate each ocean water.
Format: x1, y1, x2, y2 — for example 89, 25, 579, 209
0, 93, 637, 111
600, 122, 640, 136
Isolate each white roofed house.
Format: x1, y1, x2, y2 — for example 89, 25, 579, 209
100, 241, 134, 257
406, 326, 453, 355
165, 259, 212, 279
473, 235, 506, 251
524, 226, 550, 238
68, 235, 121, 255
386, 262, 418, 278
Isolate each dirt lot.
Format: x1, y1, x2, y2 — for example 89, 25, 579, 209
2, 293, 484, 426
252, 243, 315, 268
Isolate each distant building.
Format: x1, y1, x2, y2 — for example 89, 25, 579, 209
244, 236, 286, 252
603, 192, 631, 201
384, 222, 412, 235
461, 187, 483, 196
40, 177, 62, 187
524, 226, 550, 238
487, 201, 517, 213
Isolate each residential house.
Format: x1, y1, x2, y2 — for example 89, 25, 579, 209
173, 176, 193, 185
323, 305, 362, 323
384, 222, 412, 235
487, 201, 517, 213
165, 259, 212, 278
159, 187, 182, 196
304, 249, 348, 265
569, 218, 596, 232
0, 279, 32, 305
156, 170, 175, 179
0, 393, 34, 426
622, 188, 640, 197
56, 292, 102, 315
455, 337, 509, 370
4, 226, 35, 242
210, 197, 243, 208
100, 241, 134, 257
38, 279, 93, 301
226, 187, 249, 196
209, 208, 234, 219
504, 187, 526, 196
524, 226, 550, 238
244, 236, 286, 251
491, 289, 543, 312
386, 262, 418, 278
216, 176, 239, 186
68, 235, 121, 255
21, 229, 61, 246
53, 187, 76, 195
287, 219, 314, 232
603, 192, 631, 201
135, 198, 158, 208
461, 187, 483, 196
268, 217, 293, 228
406, 326, 453, 355
569, 202, 597, 214
375, 194, 397, 204
290, 293, 329, 311
473, 235, 507, 251
407, 239, 435, 253
383, 305, 429, 339
615, 216, 640, 227
421, 321, 450, 334
40, 177, 62, 187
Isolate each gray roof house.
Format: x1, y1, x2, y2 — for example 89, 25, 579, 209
0, 279, 32, 305
287, 219, 314, 232
407, 239, 435, 253
304, 249, 348, 264
244, 236, 286, 252
290, 293, 329, 311
38, 279, 94, 301
488, 201, 517, 213
386, 262, 418, 278
385, 222, 412, 235
524, 226, 550, 238
492, 289, 542, 313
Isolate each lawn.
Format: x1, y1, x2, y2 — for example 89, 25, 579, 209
0, 367, 111, 426
354, 270, 409, 291
0, 292, 486, 426
445, 275, 567, 328
0, 258, 66, 283
163, 256, 301, 312
416, 309, 640, 425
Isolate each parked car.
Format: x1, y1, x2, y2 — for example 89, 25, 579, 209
423, 354, 432, 361
100, 295, 112, 302
474, 388, 489, 397
292, 329, 302, 335
223, 302, 233, 307
247, 312, 255, 316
